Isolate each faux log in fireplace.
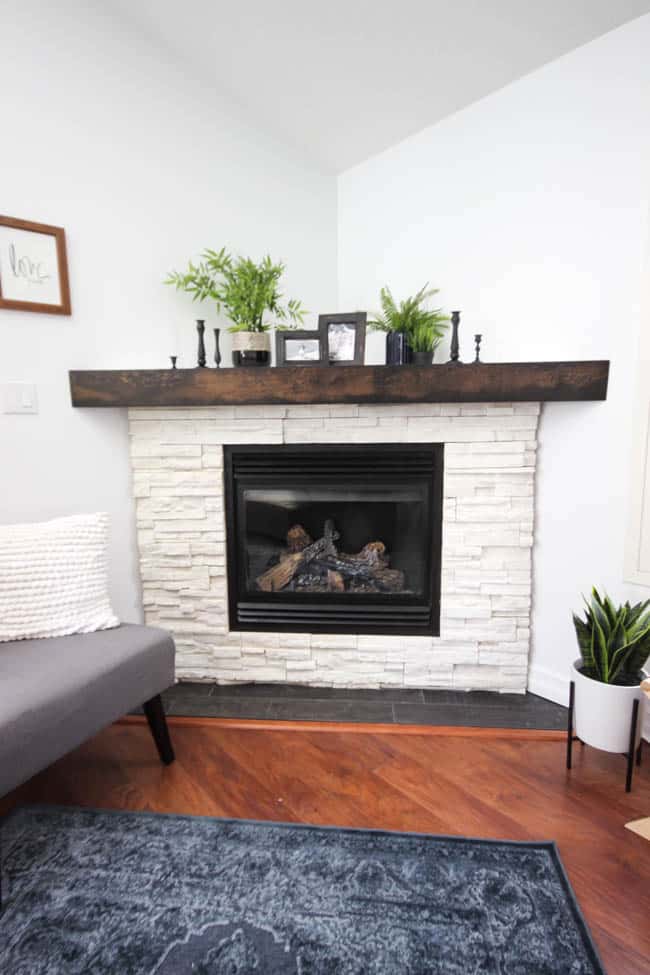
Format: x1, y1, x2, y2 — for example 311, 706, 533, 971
224, 444, 443, 635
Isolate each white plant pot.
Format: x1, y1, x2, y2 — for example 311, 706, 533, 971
572, 660, 646, 753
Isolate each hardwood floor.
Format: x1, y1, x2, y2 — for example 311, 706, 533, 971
3, 718, 650, 973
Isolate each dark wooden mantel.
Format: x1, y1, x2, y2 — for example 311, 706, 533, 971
69, 361, 609, 408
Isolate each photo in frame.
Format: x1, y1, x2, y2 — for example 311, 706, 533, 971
275, 329, 325, 366
0, 215, 71, 315
318, 312, 366, 365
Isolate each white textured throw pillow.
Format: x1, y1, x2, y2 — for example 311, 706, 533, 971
0, 512, 120, 642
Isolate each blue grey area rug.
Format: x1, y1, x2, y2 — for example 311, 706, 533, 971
0, 805, 604, 974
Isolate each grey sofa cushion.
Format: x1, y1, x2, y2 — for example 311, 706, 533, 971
0, 624, 175, 797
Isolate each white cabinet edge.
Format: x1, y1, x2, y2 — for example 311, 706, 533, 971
624, 240, 650, 588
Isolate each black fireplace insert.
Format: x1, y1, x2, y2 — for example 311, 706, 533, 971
224, 444, 443, 635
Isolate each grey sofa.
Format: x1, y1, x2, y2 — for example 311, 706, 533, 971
0, 623, 176, 799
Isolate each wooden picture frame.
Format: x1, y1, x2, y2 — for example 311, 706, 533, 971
275, 329, 325, 367
319, 312, 366, 366
0, 215, 71, 315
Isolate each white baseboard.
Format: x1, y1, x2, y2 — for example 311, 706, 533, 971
528, 662, 650, 740
527, 663, 570, 706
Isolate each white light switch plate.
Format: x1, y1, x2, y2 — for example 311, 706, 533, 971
2, 382, 39, 414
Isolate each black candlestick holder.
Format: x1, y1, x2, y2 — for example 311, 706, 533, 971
214, 328, 221, 368
170, 356, 177, 369
474, 334, 482, 363
448, 311, 462, 364
196, 320, 206, 368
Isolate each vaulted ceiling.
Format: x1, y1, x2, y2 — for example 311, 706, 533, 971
113, 0, 650, 171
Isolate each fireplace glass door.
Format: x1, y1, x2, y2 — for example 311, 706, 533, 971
224, 444, 443, 635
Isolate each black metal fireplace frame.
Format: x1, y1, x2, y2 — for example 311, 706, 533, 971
223, 443, 444, 636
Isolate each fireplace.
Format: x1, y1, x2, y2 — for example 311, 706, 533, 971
129, 402, 540, 690
224, 444, 443, 635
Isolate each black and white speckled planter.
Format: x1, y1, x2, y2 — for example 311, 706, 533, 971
231, 331, 271, 367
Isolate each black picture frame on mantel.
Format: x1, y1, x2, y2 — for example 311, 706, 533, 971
275, 329, 325, 367
319, 312, 366, 366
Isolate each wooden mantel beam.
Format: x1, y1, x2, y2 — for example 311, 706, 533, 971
69, 361, 609, 408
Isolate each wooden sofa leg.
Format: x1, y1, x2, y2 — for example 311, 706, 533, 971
143, 695, 175, 765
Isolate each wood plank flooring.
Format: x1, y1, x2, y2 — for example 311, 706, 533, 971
3, 718, 650, 974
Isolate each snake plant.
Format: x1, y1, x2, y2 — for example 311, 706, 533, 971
573, 588, 650, 685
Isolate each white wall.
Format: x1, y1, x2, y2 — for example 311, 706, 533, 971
338, 16, 650, 702
0, 1, 337, 620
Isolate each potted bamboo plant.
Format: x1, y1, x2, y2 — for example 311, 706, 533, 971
368, 284, 449, 365
166, 248, 305, 366
572, 588, 649, 752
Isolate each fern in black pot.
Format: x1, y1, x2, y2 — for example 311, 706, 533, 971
368, 284, 449, 365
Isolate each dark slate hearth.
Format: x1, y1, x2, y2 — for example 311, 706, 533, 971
148, 682, 567, 729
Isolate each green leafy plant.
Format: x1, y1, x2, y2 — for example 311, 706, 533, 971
368, 284, 449, 353
166, 247, 305, 332
407, 319, 440, 353
573, 588, 650, 685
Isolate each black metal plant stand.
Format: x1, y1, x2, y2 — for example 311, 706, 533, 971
566, 680, 642, 792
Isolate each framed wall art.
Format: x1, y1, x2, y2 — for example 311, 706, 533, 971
0, 215, 71, 315
275, 329, 325, 366
318, 312, 366, 365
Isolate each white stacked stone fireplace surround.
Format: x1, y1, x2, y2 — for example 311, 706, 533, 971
128, 402, 539, 692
